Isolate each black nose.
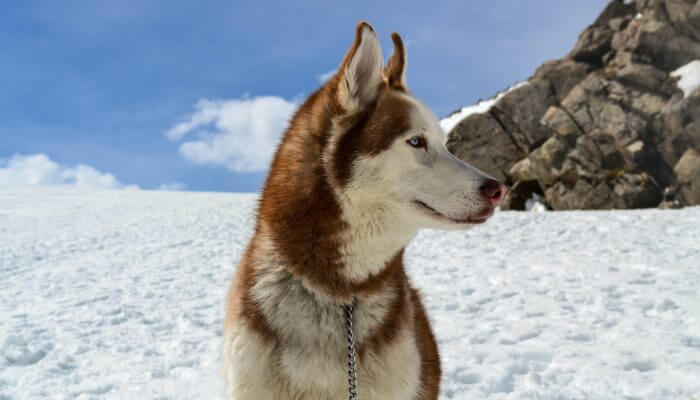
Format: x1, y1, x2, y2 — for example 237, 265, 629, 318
479, 179, 505, 207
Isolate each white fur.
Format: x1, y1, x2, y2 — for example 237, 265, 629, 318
222, 234, 421, 399
223, 72, 494, 400
332, 93, 494, 283
338, 25, 384, 113
223, 24, 498, 400
345, 93, 492, 226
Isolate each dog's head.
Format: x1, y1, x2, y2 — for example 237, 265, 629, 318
323, 22, 505, 230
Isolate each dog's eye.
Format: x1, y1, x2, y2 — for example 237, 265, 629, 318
407, 136, 426, 148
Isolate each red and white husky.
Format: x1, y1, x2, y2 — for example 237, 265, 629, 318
223, 22, 505, 400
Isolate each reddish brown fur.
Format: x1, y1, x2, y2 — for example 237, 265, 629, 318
333, 91, 414, 186
411, 288, 442, 399
225, 22, 442, 399
225, 240, 276, 342
384, 32, 408, 92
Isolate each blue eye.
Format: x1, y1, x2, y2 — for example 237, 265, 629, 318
407, 136, 425, 148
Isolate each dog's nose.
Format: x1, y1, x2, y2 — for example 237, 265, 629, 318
479, 179, 506, 207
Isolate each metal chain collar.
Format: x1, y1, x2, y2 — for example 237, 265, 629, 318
342, 302, 358, 400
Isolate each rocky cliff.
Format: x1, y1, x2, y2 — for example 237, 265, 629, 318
445, 0, 700, 210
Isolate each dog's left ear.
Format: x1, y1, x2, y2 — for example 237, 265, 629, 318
383, 32, 407, 91
336, 22, 384, 113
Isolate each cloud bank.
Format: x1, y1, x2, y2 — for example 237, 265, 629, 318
317, 70, 336, 83
166, 96, 298, 172
0, 153, 138, 189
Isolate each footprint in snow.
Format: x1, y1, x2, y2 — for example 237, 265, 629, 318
681, 335, 700, 348
518, 330, 541, 341
1, 335, 53, 366
476, 297, 494, 305
654, 299, 678, 313
452, 368, 481, 385
627, 277, 656, 285
567, 332, 594, 342
623, 359, 656, 372
499, 331, 541, 345
443, 302, 459, 311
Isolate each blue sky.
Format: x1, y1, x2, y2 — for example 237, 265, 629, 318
0, 0, 608, 192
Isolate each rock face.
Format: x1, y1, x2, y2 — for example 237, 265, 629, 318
446, 0, 700, 210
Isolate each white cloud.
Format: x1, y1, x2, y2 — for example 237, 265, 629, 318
317, 70, 336, 83
0, 153, 139, 189
166, 96, 298, 172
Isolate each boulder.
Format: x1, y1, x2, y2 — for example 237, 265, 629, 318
674, 148, 700, 204
541, 106, 583, 147
652, 89, 700, 167
570, 25, 615, 65
568, 0, 635, 65
501, 180, 544, 211
529, 136, 569, 186
509, 158, 536, 182
490, 80, 556, 151
533, 60, 594, 101
445, 113, 524, 182
630, 19, 700, 71
445, 0, 700, 210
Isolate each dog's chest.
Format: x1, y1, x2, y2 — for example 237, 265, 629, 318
251, 268, 422, 398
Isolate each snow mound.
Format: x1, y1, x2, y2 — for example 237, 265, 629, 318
1, 188, 699, 399
671, 60, 700, 98
439, 82, 527, 134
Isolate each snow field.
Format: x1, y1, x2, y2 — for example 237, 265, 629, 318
1, 189, 699, 399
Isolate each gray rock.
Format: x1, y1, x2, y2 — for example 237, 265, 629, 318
445, 0, 700, 210
568, 0, 636, 65
533, 60, 594, 101
674, 149, 700, 204
652, 89, 700, 167
570, 25, 615, 65
509, 158, 536, 182
501, 180, 544, 211
529, 136, 570, 186
631, 19, 700, 71
491, 80, 556, 151
446, 113, 524, 182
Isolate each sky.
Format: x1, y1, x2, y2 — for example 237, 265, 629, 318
0, 0, 609, 192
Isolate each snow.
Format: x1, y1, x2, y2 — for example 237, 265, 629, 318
1, 188, 699, 399
524, 192, 547, 212
671, 60, 700, 98
439, 82, 527, 134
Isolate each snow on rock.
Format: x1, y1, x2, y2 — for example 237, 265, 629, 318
1, 189, 699, 399
524, 192, 547, 212
671, 60, 700, 98
439, 82, 527, 134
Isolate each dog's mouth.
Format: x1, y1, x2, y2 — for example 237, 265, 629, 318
412, 200, 493, 225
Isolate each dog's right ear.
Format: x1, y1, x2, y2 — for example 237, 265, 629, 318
336, 22, 383, 113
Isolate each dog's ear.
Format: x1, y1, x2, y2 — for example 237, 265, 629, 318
336, 22, 383, 112
383, 32, 407, 91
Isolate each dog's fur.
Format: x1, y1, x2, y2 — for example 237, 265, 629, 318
222, 22, 504, 399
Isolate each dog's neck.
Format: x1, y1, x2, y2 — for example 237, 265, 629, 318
256, 198, 414, 304
336, 196, 418, 283
256, 85, 416, 303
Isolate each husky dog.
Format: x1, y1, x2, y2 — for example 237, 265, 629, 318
222, 22, 505, 400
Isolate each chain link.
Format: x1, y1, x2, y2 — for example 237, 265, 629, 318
343, 302, 358, 400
